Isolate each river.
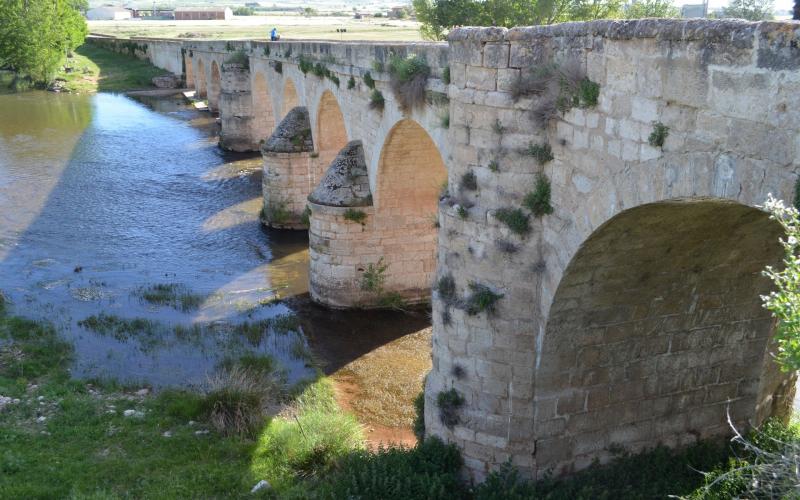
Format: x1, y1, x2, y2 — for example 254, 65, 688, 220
0, 90, 430, 401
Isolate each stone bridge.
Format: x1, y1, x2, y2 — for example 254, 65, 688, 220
92, 18, 800, 479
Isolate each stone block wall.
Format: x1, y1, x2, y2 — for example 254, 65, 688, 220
426, 19, 800, 481
219, 63, 257, 151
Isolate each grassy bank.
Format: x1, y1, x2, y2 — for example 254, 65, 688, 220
53, 43, 165, 93
1, 291, 797, 497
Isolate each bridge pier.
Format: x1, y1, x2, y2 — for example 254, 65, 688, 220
218, 63, 258, 152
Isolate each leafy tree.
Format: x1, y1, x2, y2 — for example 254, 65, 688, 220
0, 0, 87, 85
624, 0, 679, 17
794, 0, 799, 19
717, 0, 774, 20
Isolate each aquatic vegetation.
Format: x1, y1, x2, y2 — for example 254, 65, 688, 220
78, 313, 161, 345
134, 283, 207, 312
203, 365, 277, 436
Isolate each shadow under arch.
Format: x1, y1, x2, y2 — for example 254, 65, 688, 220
314, 90, 348, 172
372, 118, 447, 302
533, 198, 794, 476
251, 71, 275, 144
282, 78, 299, 119
209, 60, 221, 111
196, 59, 206, 98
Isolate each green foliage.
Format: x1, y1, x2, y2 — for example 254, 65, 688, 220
301, 205, 312, 226
363, 71, 376, 89
202, 366, 275, 437
343, 208, 368, 224
436, 389, 464, 428
347, 76, 356, 89
523, 174, 554, 217
233, 6, 255, 15
0, 316, 72, 381
134, 283, 206, 312
224, 50, 249, 69
412, 391, 426, 441
361, 258, 389, 293
440, 112, 450, 128
488, 159, 500, 172
314, 437, 464, 499
457, 205, 468, 219
312, 62, 329, 78
436, 274, 456, 302
443, 66, 451, 84
372, 60, 385, 73
460, 170, 477, 191
761, 194, 800, 371
523, 142, 554, 165
648, 121, 669, 148
495, 208, 530, 235
716, 0, 773, 19
327, 73, 340, 86
369, 89, 385, 111
55, 44, 164, 93
465, 282, 504, 316
387, 53, 431, 111
578, 78, 600, 107
299, 56, 313, 75
225, 42, 234, 52
624, 0, 680, 17
274, 60, 282, 74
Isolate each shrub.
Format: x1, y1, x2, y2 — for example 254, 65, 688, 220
343, 208, 367, 224
436, 389, 464, 428
347, 76, 356, 89
412, 391, 426, 441
465, 282, 503, 316
442, 66, 450, 85
579, 78, 600, 107
523, 173, 553, 217
457, 205, 468, 219
648, 121, 669, 148
202, 366, 274, 436
495, 208, 529, 235
460, 170, 477, 191
436, 274, 456, 302
224, 50, 249, 69
488, 159, 499, 172
300, 205, 311, 226
361, 258, 388, 293
369, 89, 385, 111
298, 56, 313, 75
363, 71, 375, 89
273, 61, 282, 74
314, 437, 464, 499
372, 60, 385, 73
522, 142, 553, 165
387, 53, 430, 112
312, 62, 328, 78
327, 73, 340, 86
511, 61, 600, 124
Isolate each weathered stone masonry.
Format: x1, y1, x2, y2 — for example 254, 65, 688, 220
90, 19, 800, 479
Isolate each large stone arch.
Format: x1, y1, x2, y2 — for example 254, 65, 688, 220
195, 59, 206, 98
372, 119, 447, 302
251, 71, 276, 145
314, 90, 348, 172
532, 198, 794, 475
282, 78, 299, 119
209, 60, 221, 111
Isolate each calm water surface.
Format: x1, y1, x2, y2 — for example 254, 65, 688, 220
0, 91, 403, 389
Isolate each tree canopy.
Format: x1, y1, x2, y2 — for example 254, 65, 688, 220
412, 0, 681, 40
0, 0, 88, 84
717, 0, 774, 20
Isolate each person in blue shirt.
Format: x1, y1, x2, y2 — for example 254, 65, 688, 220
270, 28, 279, 41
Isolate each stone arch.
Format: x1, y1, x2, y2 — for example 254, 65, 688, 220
533, 198, 793, 475
282, 78, 299, 119
373, 119, 447, 302
209, 60, 221, 111
314, 90, 348, 171
184, 53, 194, 88
251, 71, 275, 144
196, 59, 206, 98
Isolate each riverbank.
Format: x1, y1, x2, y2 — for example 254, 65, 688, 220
52, 43, 166, 93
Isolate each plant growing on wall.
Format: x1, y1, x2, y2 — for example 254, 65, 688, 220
523, 174, 554, 217
372, 60, 385, 73
387, 53, 430, 112
465, 282, 504, 316
460, 171, 477, 191
436, 388, 464, 428
343, 208, 367, 224
440, 112, 450, 129
435, 274, 456, 303
495, 208, 529, 235
522, 142, 554, 165
511, 60, 600, 125
369, 89, 385, 111
300, 205, 311, 226
224, 50, 250, 70
327, 73, 340, 87
488, 159, 500, 172
312, 62, 329, 78
761, 194, 800, 372
648, 121, 669, 149
298, 55, 312, 75
442, 66, 450, 85
363, 71, 375, 89
361, 258, 389, 293
263, 46, 270, 57
347, 76, 356, 89
273, 61, 282, 74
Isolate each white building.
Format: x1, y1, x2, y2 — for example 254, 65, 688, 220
86, 6, 133, 20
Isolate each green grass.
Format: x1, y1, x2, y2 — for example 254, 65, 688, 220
56, 43, 166, 93
134, 283, 207, 312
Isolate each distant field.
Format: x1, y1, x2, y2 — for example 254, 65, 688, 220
88, 16, 424, 41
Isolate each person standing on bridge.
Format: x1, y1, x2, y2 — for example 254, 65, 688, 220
270, 27, 279, 41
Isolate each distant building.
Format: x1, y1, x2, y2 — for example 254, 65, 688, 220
174, 6, 233, 20
680, 3, 708, 17
245, 2, 261, 7
86, 6, 133, 20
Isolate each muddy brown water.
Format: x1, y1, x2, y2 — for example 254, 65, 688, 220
0, 90, 430, 391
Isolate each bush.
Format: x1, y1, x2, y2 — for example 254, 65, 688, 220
648, 121, 669, 148
435, 274, 456, 302
343, 208, 367, 224
202, 366, 276, 437
347, 76, 355, 89
464, 282, 503, 316
299, 56, 313, 75
224, 50, 249, 69
315, 437, 465, 499
413, 391, 426, 441
436, 389, 464, 428
522, 142, 553, 165
523, 174, 553, 217
495, 208, 529, 235
369, 89, 385, 111
460, 170, 477, 191
361, 258, 388, 293
273, 61, 282, 74
363, 71, 375, 89
387, 53, 430, 112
